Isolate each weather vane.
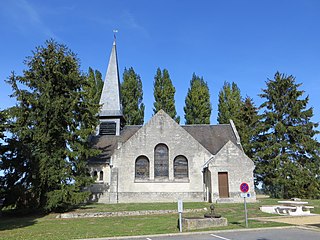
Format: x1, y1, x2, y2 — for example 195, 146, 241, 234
113, 29, 118, 41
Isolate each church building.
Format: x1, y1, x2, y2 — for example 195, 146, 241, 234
88, 40, 256, 203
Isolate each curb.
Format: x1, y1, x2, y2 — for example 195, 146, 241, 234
76, 225, 307, 240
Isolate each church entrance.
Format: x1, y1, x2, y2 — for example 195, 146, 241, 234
218, 172, 229, 198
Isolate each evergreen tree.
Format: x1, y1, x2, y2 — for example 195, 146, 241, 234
184, 73, 211, 124
153, 68, 180, 123
0, 110, 6, 141
217, 81, 242, 125
238, 97, 260, 160
1, 40, 99, 212
0, 110, 7, 199
121, 67, 145, 125
256, 72, 320, 198
217, 82, 261, 160
86, 67, 103, 105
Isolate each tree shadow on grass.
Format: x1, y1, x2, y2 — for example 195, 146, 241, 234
0, 210, 45, 231
229, 221, 242, 225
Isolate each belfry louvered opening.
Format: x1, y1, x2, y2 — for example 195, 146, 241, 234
99, 122, 116, 135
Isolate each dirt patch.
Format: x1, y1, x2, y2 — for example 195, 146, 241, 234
255, 215, 320, 225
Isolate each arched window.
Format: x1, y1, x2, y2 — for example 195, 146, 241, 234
135, 156, 149, 179
154, 144, 169, 178
93, 171, 98, 179
174, 155, 188, 178
99, 171, 104, 181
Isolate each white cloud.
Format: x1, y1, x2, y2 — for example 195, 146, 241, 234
1, 0, 57, 39
121, 10, 149, 38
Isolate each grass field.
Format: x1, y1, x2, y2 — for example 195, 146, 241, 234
0, 197, 319, 240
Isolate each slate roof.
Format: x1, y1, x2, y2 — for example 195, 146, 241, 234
88, 125, 141, 164
88, 124, 242, 164
182, 124, 241, 154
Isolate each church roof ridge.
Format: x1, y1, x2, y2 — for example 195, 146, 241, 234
182, 123, 231, 127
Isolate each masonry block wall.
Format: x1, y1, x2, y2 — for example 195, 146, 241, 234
209, 141, 256, 203
111, 111, 212, 203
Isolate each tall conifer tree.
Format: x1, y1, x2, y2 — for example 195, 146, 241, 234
0, 110, 5, 142
217, 82, 260, 159
0, 110, 7, 198
1, 40, 99, 212
238, 97, 260, 159
153, 68, 180, 123
86, 67, 103, 105
256, 72, 320, 198
121, 67, 145, 125
184, 73, 211, 124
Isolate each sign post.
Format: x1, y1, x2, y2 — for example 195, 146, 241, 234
240, 182, 250, 228
178, 199, 183, 232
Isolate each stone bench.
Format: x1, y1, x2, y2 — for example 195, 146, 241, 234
182, 217, 227, 231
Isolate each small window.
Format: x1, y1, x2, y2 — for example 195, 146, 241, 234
93, 171, 98, 179
99, 171, 104, 181
99, 122, 116, 135
174, 155, 188, 178
154, 144, 169, 178
135, 156, 149, 179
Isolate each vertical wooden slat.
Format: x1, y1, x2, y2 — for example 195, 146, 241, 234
218, 172, 229, 198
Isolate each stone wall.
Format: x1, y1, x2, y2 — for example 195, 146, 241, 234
208, 141, 256, 203
117, 192, 204, 203
109, 110, 212, 203
57, 208, 206, 219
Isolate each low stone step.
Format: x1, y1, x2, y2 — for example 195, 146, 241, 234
216, 198, 235, 203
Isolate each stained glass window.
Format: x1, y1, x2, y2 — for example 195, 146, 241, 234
135, 156, 149, 179
174, 155, 188, 178
154, 144, 169, 178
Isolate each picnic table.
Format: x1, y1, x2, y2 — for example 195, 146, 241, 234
277, 200, 314, 216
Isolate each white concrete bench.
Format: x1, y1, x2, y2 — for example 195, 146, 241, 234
303, 206, 314, 209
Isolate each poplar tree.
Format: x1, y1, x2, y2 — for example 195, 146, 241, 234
1, 40, 99, 212
256, 72, 320, 198
153, 68, 180, 123
217, 82, 260, 159
184, 73, 211, 124
121, 67, 145, 125
217, 81, 242, 125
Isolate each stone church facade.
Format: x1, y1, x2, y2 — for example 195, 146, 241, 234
88, 40, 256, 203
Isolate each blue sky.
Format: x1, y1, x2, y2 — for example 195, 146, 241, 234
1, 0, 320, 129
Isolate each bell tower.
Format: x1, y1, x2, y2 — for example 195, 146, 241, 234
98, 39, 124, 135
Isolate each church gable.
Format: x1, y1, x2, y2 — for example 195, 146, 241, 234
110, 110, 213, 193
113, 110, 213, 162
205, 140, 254, 168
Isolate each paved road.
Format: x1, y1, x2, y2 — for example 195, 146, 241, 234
106, 228, 320, 240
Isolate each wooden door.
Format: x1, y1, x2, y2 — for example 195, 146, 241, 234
218, 172, 229, 198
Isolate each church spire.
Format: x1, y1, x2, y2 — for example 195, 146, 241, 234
98, 38, 124, 136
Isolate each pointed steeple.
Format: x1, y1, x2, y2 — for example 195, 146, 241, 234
98, 39, 124, 136
99, 40, 122, 117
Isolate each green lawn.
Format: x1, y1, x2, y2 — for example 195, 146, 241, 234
0, 198, 318, 240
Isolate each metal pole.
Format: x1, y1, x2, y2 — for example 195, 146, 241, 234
244, 196, 248, 228
179, 212, 182, 232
